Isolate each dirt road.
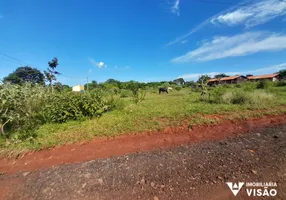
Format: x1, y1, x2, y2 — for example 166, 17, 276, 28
1, 124, 286, 200
1, 114, 285, 174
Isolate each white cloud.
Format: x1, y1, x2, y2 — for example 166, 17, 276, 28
97, 61, 105, 68
181, 40, 188, 44
88, 58, 107, 68
212, 0, 286, 27
167, 0, 286, 46
171, 0, 180, 16
178, 63, 286, 80
171, 31, 286, 63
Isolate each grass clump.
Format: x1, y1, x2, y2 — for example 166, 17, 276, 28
218, 90, 275, 106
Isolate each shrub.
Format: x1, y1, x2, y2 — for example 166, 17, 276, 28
0, 83, 112, 139
42, 92, 111, 123
256, 80, 273, 89
249, 91, 275, 105
120, 89, 131, 98
127, 81, 140, 96
175, 86, 182, 91
211, 85, 227, 100
109, 87, 120, 95
241, 82, 258, 91
110, 98, 127, 110
275, 80, 286, 87
133, 90, 146, 104
215, 89, 275, 105
235, 84, 242, 88
0, 83, 48, 137
222, 84, 234, 88
225, 91, 250, 104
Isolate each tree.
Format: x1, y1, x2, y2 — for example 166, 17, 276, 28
126, 81, 140, 95
279, 69, 286, 80
3, 66, 45, 85
246, 74, 253, 77
85, 80, 98, 90
62, 84, 71, 92
214, 74, 229, 79
173, 78, 185, 85
44, 57, 60, 93
197, 75, 211, 83
185, 81, 196, 87
105, 79, 119, 85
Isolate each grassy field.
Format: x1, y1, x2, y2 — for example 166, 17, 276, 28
1, 84, 286, 158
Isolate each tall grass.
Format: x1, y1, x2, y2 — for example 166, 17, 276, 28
219, 90, 275, 105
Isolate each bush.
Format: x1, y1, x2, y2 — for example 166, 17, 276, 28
256, 80, 273, 89
120, 89, 131, 98
0, 83, 48, 137
215, 89, 275, 105
0, 83, 112, 139
110, 98, 127, 110
220, 91, 249, 104
175, 86, 182, 91
133, 90, 146, 104
241, 82, 258, 91
42, 92, 111, 123
211, 85, 227, 100
109, 87, 120, 95
235, 84, 242, 88
222, 84, 234, 88
275, 80, 286, 87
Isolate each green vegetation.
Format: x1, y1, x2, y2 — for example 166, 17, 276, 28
0, 84, 112, 140
1, 67, 286, 157
3, 66, 45, 85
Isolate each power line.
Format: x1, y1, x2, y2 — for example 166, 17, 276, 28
0, 51, 88, 82
0, 52, 29, 66
59, 73, 86, 81
0, 52, 47, 70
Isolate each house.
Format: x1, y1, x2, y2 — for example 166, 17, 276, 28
207, 76, 247, 86
72, 85, 85, 93
247, 73, 280, 82
207, 78, 218, 86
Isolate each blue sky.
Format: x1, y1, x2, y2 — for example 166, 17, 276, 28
0, 0, 286, 85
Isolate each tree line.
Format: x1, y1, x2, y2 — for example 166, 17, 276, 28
2, 58, 286, 91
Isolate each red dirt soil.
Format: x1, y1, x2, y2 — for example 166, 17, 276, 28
0, 114, 285, 174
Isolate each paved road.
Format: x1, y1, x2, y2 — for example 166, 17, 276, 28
1, 125, 286, 200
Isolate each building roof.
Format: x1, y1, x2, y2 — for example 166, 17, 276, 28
247, 73, 279, 80
208, 75, 243, 83
219, 76, 242, 81
208, 78, 218, 82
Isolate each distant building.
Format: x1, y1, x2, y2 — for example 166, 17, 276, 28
247, 73, 280, 82
207, 76, 246, 86
207, 78, 218, 86
72, 85, 85, 93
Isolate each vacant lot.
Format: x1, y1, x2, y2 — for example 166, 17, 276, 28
1, 83, 286, 157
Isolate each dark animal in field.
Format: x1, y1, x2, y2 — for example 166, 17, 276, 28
159, 87, 168, 94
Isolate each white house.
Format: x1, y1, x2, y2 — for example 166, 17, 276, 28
72, 85, 85, 93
